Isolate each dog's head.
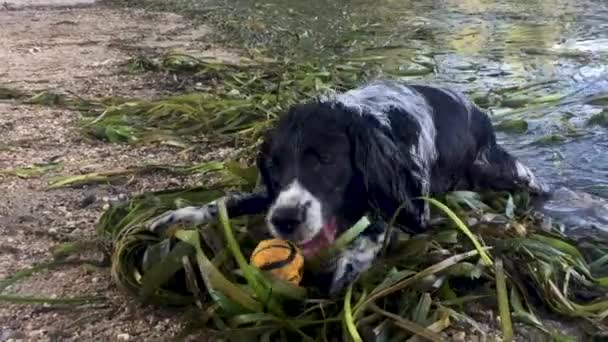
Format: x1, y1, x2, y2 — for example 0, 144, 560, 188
257, 102, 417, 257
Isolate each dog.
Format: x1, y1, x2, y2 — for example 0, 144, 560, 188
149, 80, 549, 296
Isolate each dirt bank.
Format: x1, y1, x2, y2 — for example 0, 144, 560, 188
0, 2, 239, 340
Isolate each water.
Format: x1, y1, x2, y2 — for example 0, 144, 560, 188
195, 0, 608, 231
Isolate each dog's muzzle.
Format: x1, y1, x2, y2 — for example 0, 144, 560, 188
269, 205, 307, 235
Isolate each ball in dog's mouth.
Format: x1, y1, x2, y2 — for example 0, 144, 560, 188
297, 218, 338, 258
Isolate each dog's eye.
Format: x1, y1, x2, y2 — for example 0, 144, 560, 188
313, 151, 333, 166
303, 148, 333, 168
318, 153, 333, 165
268, 156, 281, 169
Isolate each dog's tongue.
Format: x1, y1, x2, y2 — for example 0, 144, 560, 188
299, 220, 338, 258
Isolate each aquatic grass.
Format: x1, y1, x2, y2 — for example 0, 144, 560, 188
343, 284, 362, 342
0, 255, 108, 306
495, 258, 513, 342
0, 162, 61, 179
494, 119, 528, 134
0, 294, 105, 305
0, 86, 104, 112
4, 53, 607, 337
531, 134, 567, 147
47, 161, 227, 189
422, 197, 493, 266
586, 93, 608, 106
0, 86, 28, 100
78, 54, 380, 146
216, 198, 288, 317
1, 53, 373, 150
308, 216, 371, 270
587, 110, 608, 127
5, 161, 605, 338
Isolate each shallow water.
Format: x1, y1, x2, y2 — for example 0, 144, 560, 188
207, 0, 608, 231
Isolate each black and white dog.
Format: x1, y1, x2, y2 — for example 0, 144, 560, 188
149, 80, 549, 295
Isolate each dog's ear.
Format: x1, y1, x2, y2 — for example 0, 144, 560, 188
256, 129, 277, 198
348, 119, 424, 228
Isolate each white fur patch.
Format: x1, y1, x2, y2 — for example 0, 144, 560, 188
149, 205, 217, 233
320, 81, 438, 195
515, 161, 547, 193
267, 180, 324, 242
330, 233, 385, 294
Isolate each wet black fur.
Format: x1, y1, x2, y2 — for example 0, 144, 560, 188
150, 82, 547, 295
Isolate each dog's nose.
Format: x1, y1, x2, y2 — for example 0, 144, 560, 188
270, 206, 304, 234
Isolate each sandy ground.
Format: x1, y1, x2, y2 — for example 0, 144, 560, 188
0, 2, 242, 341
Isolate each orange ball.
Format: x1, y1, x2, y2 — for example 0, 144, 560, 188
250, 238, 304, 285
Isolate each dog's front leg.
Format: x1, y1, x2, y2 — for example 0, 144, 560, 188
148, 191, 271, 235
328, 221, 387, 297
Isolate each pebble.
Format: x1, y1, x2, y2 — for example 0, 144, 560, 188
80, 194, 96, 208
27, 329, 45, 338
2, 329, 25, 341
117, 333, 131, 341
452, 331, 466, 342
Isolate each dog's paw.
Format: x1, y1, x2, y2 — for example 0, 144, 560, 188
148, 209, 180, 234
328, 262, 357, 298
148, 205, 218, 234
328, 228, 386, 297
514, 161, 551, 196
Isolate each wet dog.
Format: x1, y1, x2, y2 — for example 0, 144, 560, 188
149, 80, 549, 295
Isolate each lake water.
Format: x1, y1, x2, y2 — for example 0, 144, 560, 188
217, 0, 608, 233
144, 0, 608, 233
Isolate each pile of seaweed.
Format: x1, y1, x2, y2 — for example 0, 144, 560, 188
2, 53, 607, 341
97, 162, 608, 341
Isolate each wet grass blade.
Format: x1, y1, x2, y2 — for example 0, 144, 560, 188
175, 229, 263, 312
0, 294, 105, 305
355, 249, 483, 316
309, 216, 371, 270
88, 161, 608, 339
217, 199, 284, 316
587, 110, 608, 127
249, 267, 307, 301
406, 311, 451, 342
0, 259, 102, 293
48, 162, 227, 189
0, 162, 61, 179
495, 119, 528, 134
495, 258, 513, 342
139, 240, 196, 301
369, 304, 442, 342
422, 197, 493, 266
51, 239, 104, 260
343, 284, 362, 342
48, 170, 131, 188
